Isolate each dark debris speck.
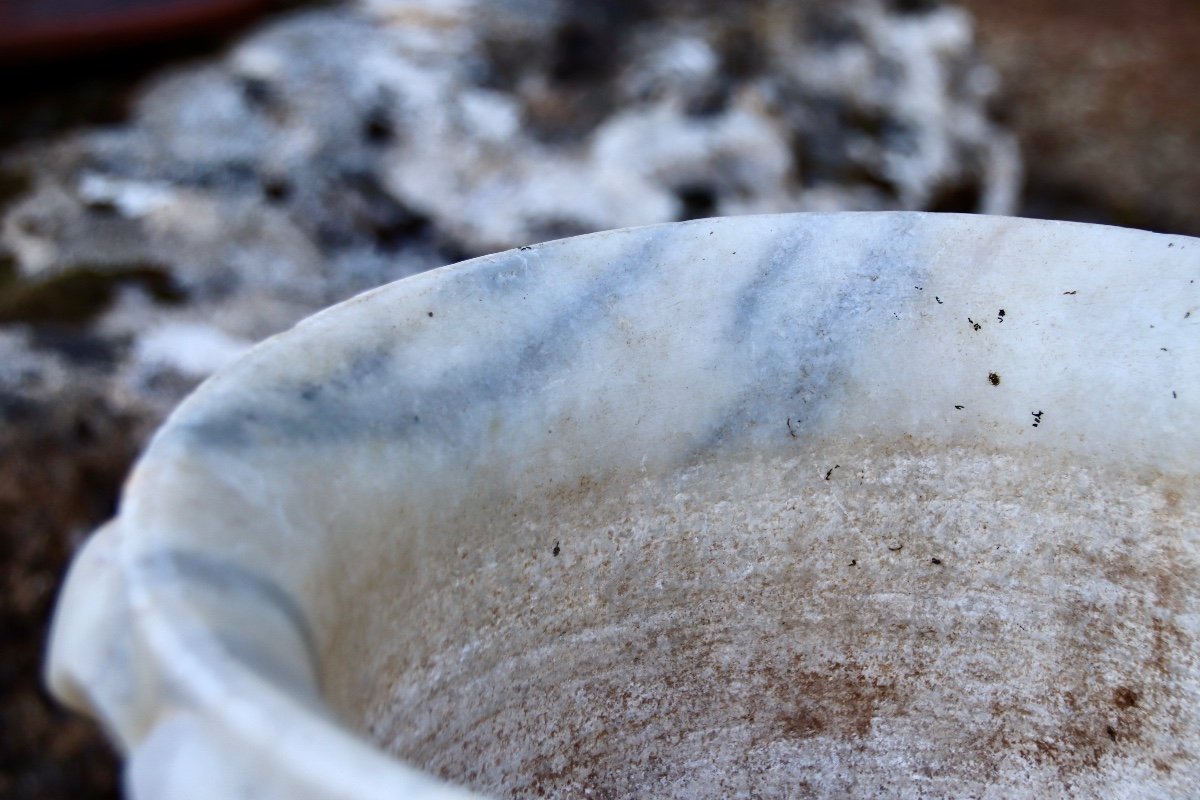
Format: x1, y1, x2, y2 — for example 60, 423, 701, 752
362, 108, 394, 145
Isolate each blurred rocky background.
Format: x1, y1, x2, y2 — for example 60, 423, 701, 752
0, 0, 1196, 797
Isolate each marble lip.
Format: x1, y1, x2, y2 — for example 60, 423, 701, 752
46, 213, 1200, 798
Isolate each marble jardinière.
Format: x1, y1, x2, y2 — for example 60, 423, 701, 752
48, 213, 1200, 798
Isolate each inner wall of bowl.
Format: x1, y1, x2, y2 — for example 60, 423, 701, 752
322, 435, 1198, 798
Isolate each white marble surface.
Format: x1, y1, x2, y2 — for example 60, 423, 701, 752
47, 213, 1199, 798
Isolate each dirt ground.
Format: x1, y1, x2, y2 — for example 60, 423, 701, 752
959, 0, 1200, 236
0, 396, 137, 799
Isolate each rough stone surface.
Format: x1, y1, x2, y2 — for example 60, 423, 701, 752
1, 2, 1019, 797
374, 444, 1198, 798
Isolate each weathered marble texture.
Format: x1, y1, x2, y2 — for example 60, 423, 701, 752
48, 213, 1199, 798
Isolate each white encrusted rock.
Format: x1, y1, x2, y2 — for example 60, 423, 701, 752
1, 1, 1017, 417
